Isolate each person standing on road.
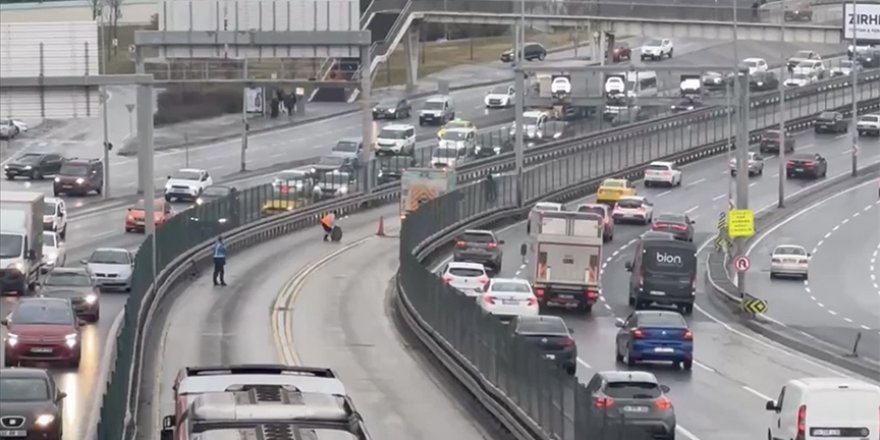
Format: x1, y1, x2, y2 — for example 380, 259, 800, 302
321, 212, 336, 242
484, 173, 497, 203
213, 236, 227, 286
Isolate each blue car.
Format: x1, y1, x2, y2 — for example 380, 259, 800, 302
615, 310, 693, 370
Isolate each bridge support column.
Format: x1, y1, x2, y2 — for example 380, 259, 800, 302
403, 23, 420, 93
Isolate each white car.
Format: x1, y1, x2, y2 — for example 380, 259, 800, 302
375, 123, 416, 156
848, 43, 875, 57
769, 244, 810, 279
430, 145, 468, 169
484, 85, 515, 108
643, 161, 682, 187
612, 196, 654, 225
43, 196, 67, 239
792, 60, 825, 79
766, 377, 880, 440
509, 111, 549, 140
442, 262, 490, 297
787, 50, 821, 70
640, 38, 673, 61
857, 114, 880, 136
437, 127, 476, 155
551, 76, 572, 98
478, 278, 539, 319
729, 151, 764, 176
829, 59, 861, 77
165, 168, 213, 202
41, 231, 66, 273
83, 247, 134, 291
784, 73, 815, 88
533, 201, 563, 212
742, 57, 769, 74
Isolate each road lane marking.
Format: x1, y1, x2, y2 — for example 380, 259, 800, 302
684, 205, 699, 213
657, 190, 672, 197
741, 385, 774, 401
712, 193, 726, 201
828, 310, 838, 316
676, 425, 702, 440
686, 178, 706, 187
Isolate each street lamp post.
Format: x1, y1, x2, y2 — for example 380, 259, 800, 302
850, 0, 859, 176
777, 0, 787, 208
99, 0, 111, 199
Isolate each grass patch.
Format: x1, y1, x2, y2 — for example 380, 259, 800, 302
372, 30, 577, 88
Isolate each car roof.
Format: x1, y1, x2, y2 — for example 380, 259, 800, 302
648, 161, 674, 167
426, 95, 450, 102
381, 123, 414, 130
598, 370, 659, 384
278, 168, 308, 175
634, 310, 685, 320
0, 367, 52, 379
773, 244, 806, 251
602, 178, 627, 184
463, 229, 493, 235
523, 110, 545, 117
490, 277, 529, 285
47, 267, 89, 275
337, 137, 361, 143
743, 57, 765, 62
93, 247, 128, 253
788, 377, 880, 392
618, 196, 646, 202
655, 213, 687, 221
447, 262, 486, 270
178, 168, 206, 173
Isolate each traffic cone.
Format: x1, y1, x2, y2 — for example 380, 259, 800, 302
376, 216, 386, 237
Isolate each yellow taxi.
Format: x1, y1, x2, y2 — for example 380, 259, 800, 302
260, 194, 307, 216
437, 119, 476, 139
596, 178, 636, 204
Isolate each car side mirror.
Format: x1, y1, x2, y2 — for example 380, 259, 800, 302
474, 287, 484, 294
660, 384, 671, 393
81, 259, 88, 265
690, 220, 696, 224
614, 320, 624, 328
520, 244, 527, 256
56, 392, 67, 401
0, 319, 7, 326
77, 319, 86, 327
765, 400, 778, 411
807, 253, 811, 257
624, 262, 633, 272
166, 175, 171, 179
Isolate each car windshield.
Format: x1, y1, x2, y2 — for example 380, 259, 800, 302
60, 163, 90, 176
603, 381, 662, 399
378, 128, 408, 139
617, 199, 643, 208
745, 60, 759, 67
89, 250, 130, 264
603, 180, 625, 188
13, 302, 74, 325
655, 214, 686, 224
433, 147, 458, 158
333, 141, 359, 153
490, 281, 530, 293
0, 120, 10, 127
132, 200, 164, 211
523, 115, 540, 126
764, 131, 780, 139
171, 170, 201, 180
0, 378, 50, 402
516, 318, 567, 334
378, 100, 397, 108
862, 115, 880, 122
0, 233, 23, 258
775, 246, 806, 256
578, 206, 606, 217
638, 312, 686, 327
442, 131, 468, 141
16, 153, 42, 164
423, 101, 445, 110
43, 203, 58, 215
448, 267, 484, 277
276, 172, 306, 182
202, 186, 230, 197
43, 232, 57, 247
490, 86, 508, 94
317, 156, 344, 166
325, 173, 350, 184
646, 39, 662, 46
44, 271, 92, 287
647, 164, 670, 171
794, 51, 812, 58
819, 112, 836, 119
461, 232, 493, 243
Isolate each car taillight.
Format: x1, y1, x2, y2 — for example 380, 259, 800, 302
803, 161, 815, 167
672, 224, 687, 231
682, 330, 693, 340
280, 185, 289, 194
798, 258, 809, 265
455, 240, 466, 248
483, 295, 496, 305
561, 338, 576, 348
526, 298, 537, 306
652, 223, 666, 230
535, 288, 545, 298
486, 242, 497, 250
442, 275, 453, 285
655, 398, 673, 411
786, 161, 795, 168
586, 290, 598, 300
632, 328, 646, 339
772, 258, 782, 263
478, 276, 490, 290
691, 274, 696, 291
797, 405, 806, 439
595, 397, 614, 409
638, 273, 644, 286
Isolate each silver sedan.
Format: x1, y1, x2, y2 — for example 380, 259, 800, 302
769, 245, 810, 279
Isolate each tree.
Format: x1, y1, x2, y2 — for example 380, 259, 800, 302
89, 0, 100, 19
107, 0, 125, 55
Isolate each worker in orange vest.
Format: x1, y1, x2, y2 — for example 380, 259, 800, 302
321, 212, 336, 241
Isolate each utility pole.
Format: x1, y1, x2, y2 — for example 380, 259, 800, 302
137, 79, 157, 282
734, 68, 751, 296
99, 0, 111, 199
777, 0, 787, 208
726, 80, 734, 204
514, 0, 525, 207
240, 59, 249, 172
850, 0, 859, 177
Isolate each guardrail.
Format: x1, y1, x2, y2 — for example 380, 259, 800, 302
95, 73, 878, 438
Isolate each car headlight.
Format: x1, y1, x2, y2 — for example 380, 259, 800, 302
85, 293, 98, 304
54, 177, 61, 182
75, 177, 85, 185
387, 109, 394, 113
195, 198, 204, 205
493, 146, 501, 153
6, 262, 24, 272
377, 170, 384, 177
6, 333, 18, 346
35, 414, 55, 427
310, 168, 316, 174
65, 333, 77, 347
756, 82, 763, 86
23, 165, 32, 170
218, 218, 228, 224
313, 186, 322, 193
336, 187, 348, 195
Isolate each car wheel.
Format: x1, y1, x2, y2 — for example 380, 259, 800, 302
680, 304, 693, 315
539, 52, 546, 61
90, 309, 100, 322
580, 302, 593, 314
683, 359, 693, 371
769, 272, 775, 279
615, 347, 624, 363
635, 300, 647, 310
624, 348, 637, 367
3, 354, 16, 367
645, 181, 652, 187
803, 273, 809, 280
32, 170, 42, 180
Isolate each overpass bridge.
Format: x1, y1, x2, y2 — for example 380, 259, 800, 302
314, 0, 843, 103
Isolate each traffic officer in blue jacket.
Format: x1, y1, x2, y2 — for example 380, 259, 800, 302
213, 236, 227, 286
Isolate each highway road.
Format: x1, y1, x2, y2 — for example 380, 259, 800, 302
745, 179, 880, 361
0, 37, 847, 440
431, 129, 880, 439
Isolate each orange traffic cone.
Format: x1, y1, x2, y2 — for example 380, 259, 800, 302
376, 216, 386, 237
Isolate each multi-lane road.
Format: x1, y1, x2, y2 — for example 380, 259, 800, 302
746, 178, 880, 361
0, 36, 854, 440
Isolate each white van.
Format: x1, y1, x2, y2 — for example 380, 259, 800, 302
625, 71, 658, 98
765, 377, 880, 440
375, 123, 416, 156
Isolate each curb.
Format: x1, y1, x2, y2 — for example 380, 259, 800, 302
704, 162, 880, 379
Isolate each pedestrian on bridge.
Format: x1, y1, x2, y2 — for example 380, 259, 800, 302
213, 236, 227, 286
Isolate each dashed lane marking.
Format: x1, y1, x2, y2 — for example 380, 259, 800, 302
686, 178, 706, 187
685, 205, 699, 214
712, 193, 726, 201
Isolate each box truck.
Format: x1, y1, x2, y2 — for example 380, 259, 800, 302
0, 191, 45, 294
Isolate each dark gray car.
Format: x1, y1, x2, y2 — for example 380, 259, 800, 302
0, 368, 66, 440
331, 138, 366, 169
512, 315, 577, 375
452, 229, 504, 272
310, 155, 353, 180
40, 268, 101, 322
650, 213, 695, 242
583, 371, 676, 440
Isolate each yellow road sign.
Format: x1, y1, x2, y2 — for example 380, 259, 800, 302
743, 297, 768, 314
728, 209, 755, 238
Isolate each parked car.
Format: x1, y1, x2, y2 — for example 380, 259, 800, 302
814, 111, 848, 133
3, 153, 64, 180
786, 153, 828, 179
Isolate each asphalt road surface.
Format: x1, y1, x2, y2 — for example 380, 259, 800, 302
746, 179, 880, 361
0, 37, 847, 440
431, 129, 880, 439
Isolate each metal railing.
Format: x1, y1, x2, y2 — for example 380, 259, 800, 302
95, 72, 879, 438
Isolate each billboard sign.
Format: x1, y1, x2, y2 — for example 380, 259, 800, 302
244, 87, 264, 114
844, 4, 880, 41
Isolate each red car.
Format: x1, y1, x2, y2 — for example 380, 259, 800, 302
125, 198, 175, 233
2, 297, 83, 368
606, 42, 632, 62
